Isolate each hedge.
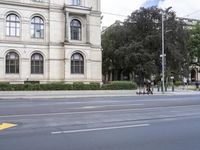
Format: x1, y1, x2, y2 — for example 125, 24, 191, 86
0, 81, 137, 91
102, 81, 137, 90
174, 81, 183, 86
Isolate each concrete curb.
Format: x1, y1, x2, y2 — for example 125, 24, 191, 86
0, 90, 199, 100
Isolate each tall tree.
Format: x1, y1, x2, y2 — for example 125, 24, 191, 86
188, 22, 200, 65
102, 7, 189, 83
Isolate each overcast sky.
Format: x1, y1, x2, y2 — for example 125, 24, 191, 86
101, 0, 200, 27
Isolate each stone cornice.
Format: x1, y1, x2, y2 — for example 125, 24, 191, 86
0, 40, 65, 47
64, 5, 92, 11
90, 10, 101, 16
0, 40, 101, 49
0, 40, 49, 46
0, 0, 49, 9
64, 42, 101, 49
64, 5, 92, 15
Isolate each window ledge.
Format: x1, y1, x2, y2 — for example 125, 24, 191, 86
64, 5, 91, 14
5, 36, 21, 41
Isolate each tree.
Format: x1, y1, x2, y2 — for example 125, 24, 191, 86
102, 23, 128, 81
102, 7, 189, 83
188, 22, 200, 65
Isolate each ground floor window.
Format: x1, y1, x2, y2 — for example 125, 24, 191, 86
6, 52, 19, 74
71, 53, 84, 74
31, 53, 44, 74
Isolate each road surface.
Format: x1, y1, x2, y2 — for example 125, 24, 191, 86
0, 95, 200, 150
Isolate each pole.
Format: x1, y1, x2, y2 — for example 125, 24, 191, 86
162, 13, 165, 94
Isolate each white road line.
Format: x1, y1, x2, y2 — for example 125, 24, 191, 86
82, 106, 97, 109
51, 124, 150, 135
1, 104, 200, 118
81, 103, 144, 109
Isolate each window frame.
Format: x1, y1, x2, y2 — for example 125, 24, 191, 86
72, 0, 80, 6
31, 16, 44, 39
71, 53, 84, 74
31, 53, 44, 74
6, 14, 20, 37
70, 19, 82, 41
5, 52, 19, 74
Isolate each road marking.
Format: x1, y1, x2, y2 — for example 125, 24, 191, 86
0, 123, 17, 131
81, 103, 144, 109
1, 104, 200, 118
51, 124, 150, 135
82, 106, 97, 109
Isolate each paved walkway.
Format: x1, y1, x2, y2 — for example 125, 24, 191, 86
0, 89, 199, 99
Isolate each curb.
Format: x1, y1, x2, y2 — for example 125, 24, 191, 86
0, 92, 200, 100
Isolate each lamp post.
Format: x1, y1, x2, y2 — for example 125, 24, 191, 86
161, 13, 165, 94
160, 7, 172, 94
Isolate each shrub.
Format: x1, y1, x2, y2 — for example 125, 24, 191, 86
39, 83, 73, 91
88, 82, 101, 90
73, 82, 85, 90
0, 81, 137, 91
0, 83, 12, 91
101, 81, 137, 90
24, 81, 40, 84
175, 80, 183, 86
72, 82, 101, 90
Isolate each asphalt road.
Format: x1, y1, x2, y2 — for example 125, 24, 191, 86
0, 95, 200, 150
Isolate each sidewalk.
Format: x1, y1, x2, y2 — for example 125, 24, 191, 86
0, 89, 199, 100
1, 90, 137, 99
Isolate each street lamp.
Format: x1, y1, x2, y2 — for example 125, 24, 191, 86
161, 13, 165, 94
161, 7, 172, 94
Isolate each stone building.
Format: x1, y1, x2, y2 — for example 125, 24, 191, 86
0, 0, 102, 84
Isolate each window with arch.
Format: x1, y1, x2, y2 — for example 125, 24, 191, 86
6, 52, 19, 74
72, 0, 80, 5
6, 14, 20, 37
70, 19, 81, 41
31, 16, 44, 38
31, 53, 44, 74
71, 53, 84, 74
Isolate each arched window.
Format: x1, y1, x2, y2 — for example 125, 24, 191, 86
71, 53, 84, 74
70, 19, 81, 40
6, 14, 20, 37
6, 52, 19, 74
31, 53, 44, 74
31, 16, 44, 38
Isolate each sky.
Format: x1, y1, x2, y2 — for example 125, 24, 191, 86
101, 0, 200, 27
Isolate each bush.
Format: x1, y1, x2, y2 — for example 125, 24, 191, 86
0, 81, 137, 91
72, 82, 101, 90
38, 83, 73, 91
89, 82, 101, 90
101, 81, 137, 90
0, 83, 12, 91
175, 80, 183, 86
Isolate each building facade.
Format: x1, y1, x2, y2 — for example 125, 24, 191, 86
0, 0, 102, 84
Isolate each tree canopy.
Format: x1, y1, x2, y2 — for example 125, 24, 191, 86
102, 7, 189, 83
188, 22, 200, 65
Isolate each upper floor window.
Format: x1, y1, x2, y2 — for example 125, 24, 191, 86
71, 53, 84, 74
6, 52, 19, 74
31, 16, 44, 38
72, 0, 80, 6
70, 19, 81, 41
31, 53, 44, 74
6, 14, 20, 37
